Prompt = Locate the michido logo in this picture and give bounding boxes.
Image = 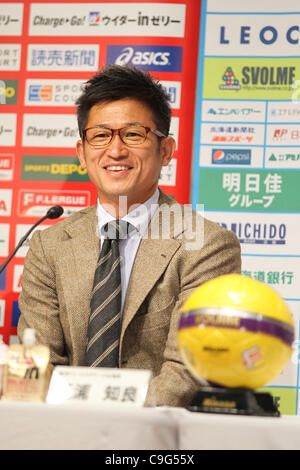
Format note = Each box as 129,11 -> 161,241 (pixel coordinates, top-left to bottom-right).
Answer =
106,45 -> 182,72
220,221 -> 286,245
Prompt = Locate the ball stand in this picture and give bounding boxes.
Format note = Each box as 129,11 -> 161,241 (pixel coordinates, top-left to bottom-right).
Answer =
187,387 -> 280,417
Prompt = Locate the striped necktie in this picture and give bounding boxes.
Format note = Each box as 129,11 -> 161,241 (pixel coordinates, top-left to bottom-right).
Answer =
85,220 -> 132,368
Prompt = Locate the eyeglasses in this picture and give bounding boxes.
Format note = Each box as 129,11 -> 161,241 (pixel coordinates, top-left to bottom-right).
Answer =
82,125 -> 167,148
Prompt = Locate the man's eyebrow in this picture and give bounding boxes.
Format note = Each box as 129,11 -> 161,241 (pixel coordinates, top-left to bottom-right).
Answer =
92,122 -> 143,128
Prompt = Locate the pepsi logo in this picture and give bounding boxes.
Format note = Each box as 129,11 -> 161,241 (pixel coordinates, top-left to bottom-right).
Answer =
213,150 -> 225,161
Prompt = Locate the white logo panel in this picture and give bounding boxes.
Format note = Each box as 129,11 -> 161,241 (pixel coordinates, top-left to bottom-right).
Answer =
202,100 -> 266,123
0,114 -> 17,146
29,3 -> 185,37
25,79 -> 85,106
27,44 -> 99,71
207,211 -> 300,256
0,45 -> 21,70
0,4 -> 23,36
0,189 -> 12,216
241,255 -> 300,300
0,224 -> 9,257
22,114 -> 79,148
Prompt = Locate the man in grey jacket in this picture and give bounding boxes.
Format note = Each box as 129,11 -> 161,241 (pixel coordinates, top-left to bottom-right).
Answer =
18,65 -> 241,406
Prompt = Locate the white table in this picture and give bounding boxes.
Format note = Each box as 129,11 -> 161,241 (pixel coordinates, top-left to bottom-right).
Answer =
1,402 -> 300,450
0,401 -> 177,450
172,408 -> 300,450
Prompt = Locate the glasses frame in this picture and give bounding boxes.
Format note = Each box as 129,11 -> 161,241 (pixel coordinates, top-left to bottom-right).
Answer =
82,125 -> 167,148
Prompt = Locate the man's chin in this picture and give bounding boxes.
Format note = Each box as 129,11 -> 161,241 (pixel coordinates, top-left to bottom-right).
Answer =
98,189 -> 132,207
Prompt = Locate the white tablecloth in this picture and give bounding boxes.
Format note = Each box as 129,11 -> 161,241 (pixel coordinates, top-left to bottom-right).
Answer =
1,402 -> 300,450
0,402 -> 177,450
172,408 -> 300,450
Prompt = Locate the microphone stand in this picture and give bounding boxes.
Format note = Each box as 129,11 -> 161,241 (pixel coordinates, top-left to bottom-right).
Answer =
0,206 -> 64,275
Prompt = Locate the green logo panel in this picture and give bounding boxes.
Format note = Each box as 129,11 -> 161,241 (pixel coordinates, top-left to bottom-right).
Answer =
259,387 -> 297,415
21,156 -> 89,182
198,168 -> 300,212
203,58 -> 300,101
0,79 -> 18,104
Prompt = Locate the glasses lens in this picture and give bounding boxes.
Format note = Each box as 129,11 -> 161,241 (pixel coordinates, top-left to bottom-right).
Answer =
120,126 -> 147,145
86,127 -> 112,147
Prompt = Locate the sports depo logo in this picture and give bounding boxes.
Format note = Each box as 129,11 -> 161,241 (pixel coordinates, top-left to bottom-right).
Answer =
106,45 -> 182,72
0,80 -> 18,105
212,148 -> 251,165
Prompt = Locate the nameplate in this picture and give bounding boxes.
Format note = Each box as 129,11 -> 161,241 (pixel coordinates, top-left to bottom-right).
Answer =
46,366 -> 152,407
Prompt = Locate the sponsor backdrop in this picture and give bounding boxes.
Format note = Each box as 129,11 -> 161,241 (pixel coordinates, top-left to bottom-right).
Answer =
0,1 -> 200,344
192,0 -> 300,414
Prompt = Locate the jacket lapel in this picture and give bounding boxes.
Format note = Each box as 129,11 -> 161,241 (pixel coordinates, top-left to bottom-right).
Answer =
121,192 -> 185,340
57,206 -> 99,360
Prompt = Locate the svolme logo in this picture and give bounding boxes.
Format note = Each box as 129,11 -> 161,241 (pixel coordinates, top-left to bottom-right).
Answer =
220,67 -> 241,90
212,148 -> 251,165
106,45 -> 183,72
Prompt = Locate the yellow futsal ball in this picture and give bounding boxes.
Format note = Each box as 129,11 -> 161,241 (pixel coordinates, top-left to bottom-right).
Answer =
177,274 -> 294,389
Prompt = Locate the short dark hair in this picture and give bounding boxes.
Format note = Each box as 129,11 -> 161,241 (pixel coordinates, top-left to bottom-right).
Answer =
76,65 -> 171,138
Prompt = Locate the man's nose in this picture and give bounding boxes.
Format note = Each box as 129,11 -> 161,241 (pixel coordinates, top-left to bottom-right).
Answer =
106,132 -> 128,157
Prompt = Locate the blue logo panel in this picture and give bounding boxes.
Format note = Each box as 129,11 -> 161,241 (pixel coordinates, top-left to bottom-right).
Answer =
106,45 -> 183,72
12,301 -> 21,327
0,269 -> 6,291
212,148 -> 251,165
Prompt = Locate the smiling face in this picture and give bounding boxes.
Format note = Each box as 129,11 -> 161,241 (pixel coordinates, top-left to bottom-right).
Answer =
76,98 -> 176,216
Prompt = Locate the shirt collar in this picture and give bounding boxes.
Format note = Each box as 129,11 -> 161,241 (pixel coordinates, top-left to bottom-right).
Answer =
97,188 -> 159,238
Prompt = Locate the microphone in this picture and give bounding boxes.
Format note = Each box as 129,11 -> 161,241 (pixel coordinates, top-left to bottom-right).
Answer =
45,205 -> 64,219
0,205 -> 64,275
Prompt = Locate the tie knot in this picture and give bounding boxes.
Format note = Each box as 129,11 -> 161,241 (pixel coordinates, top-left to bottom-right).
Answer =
103,220 -> 135,240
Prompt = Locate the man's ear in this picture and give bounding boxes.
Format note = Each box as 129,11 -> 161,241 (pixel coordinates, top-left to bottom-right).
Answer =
76,139 -> 87,169
160,136 -> 176,167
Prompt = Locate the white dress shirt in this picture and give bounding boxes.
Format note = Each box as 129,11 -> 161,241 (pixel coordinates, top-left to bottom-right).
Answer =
97,189 -> 159,316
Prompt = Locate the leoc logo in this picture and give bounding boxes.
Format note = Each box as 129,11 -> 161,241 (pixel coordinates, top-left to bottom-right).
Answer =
106,45 -> 182,72
212,148 -> 251,165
